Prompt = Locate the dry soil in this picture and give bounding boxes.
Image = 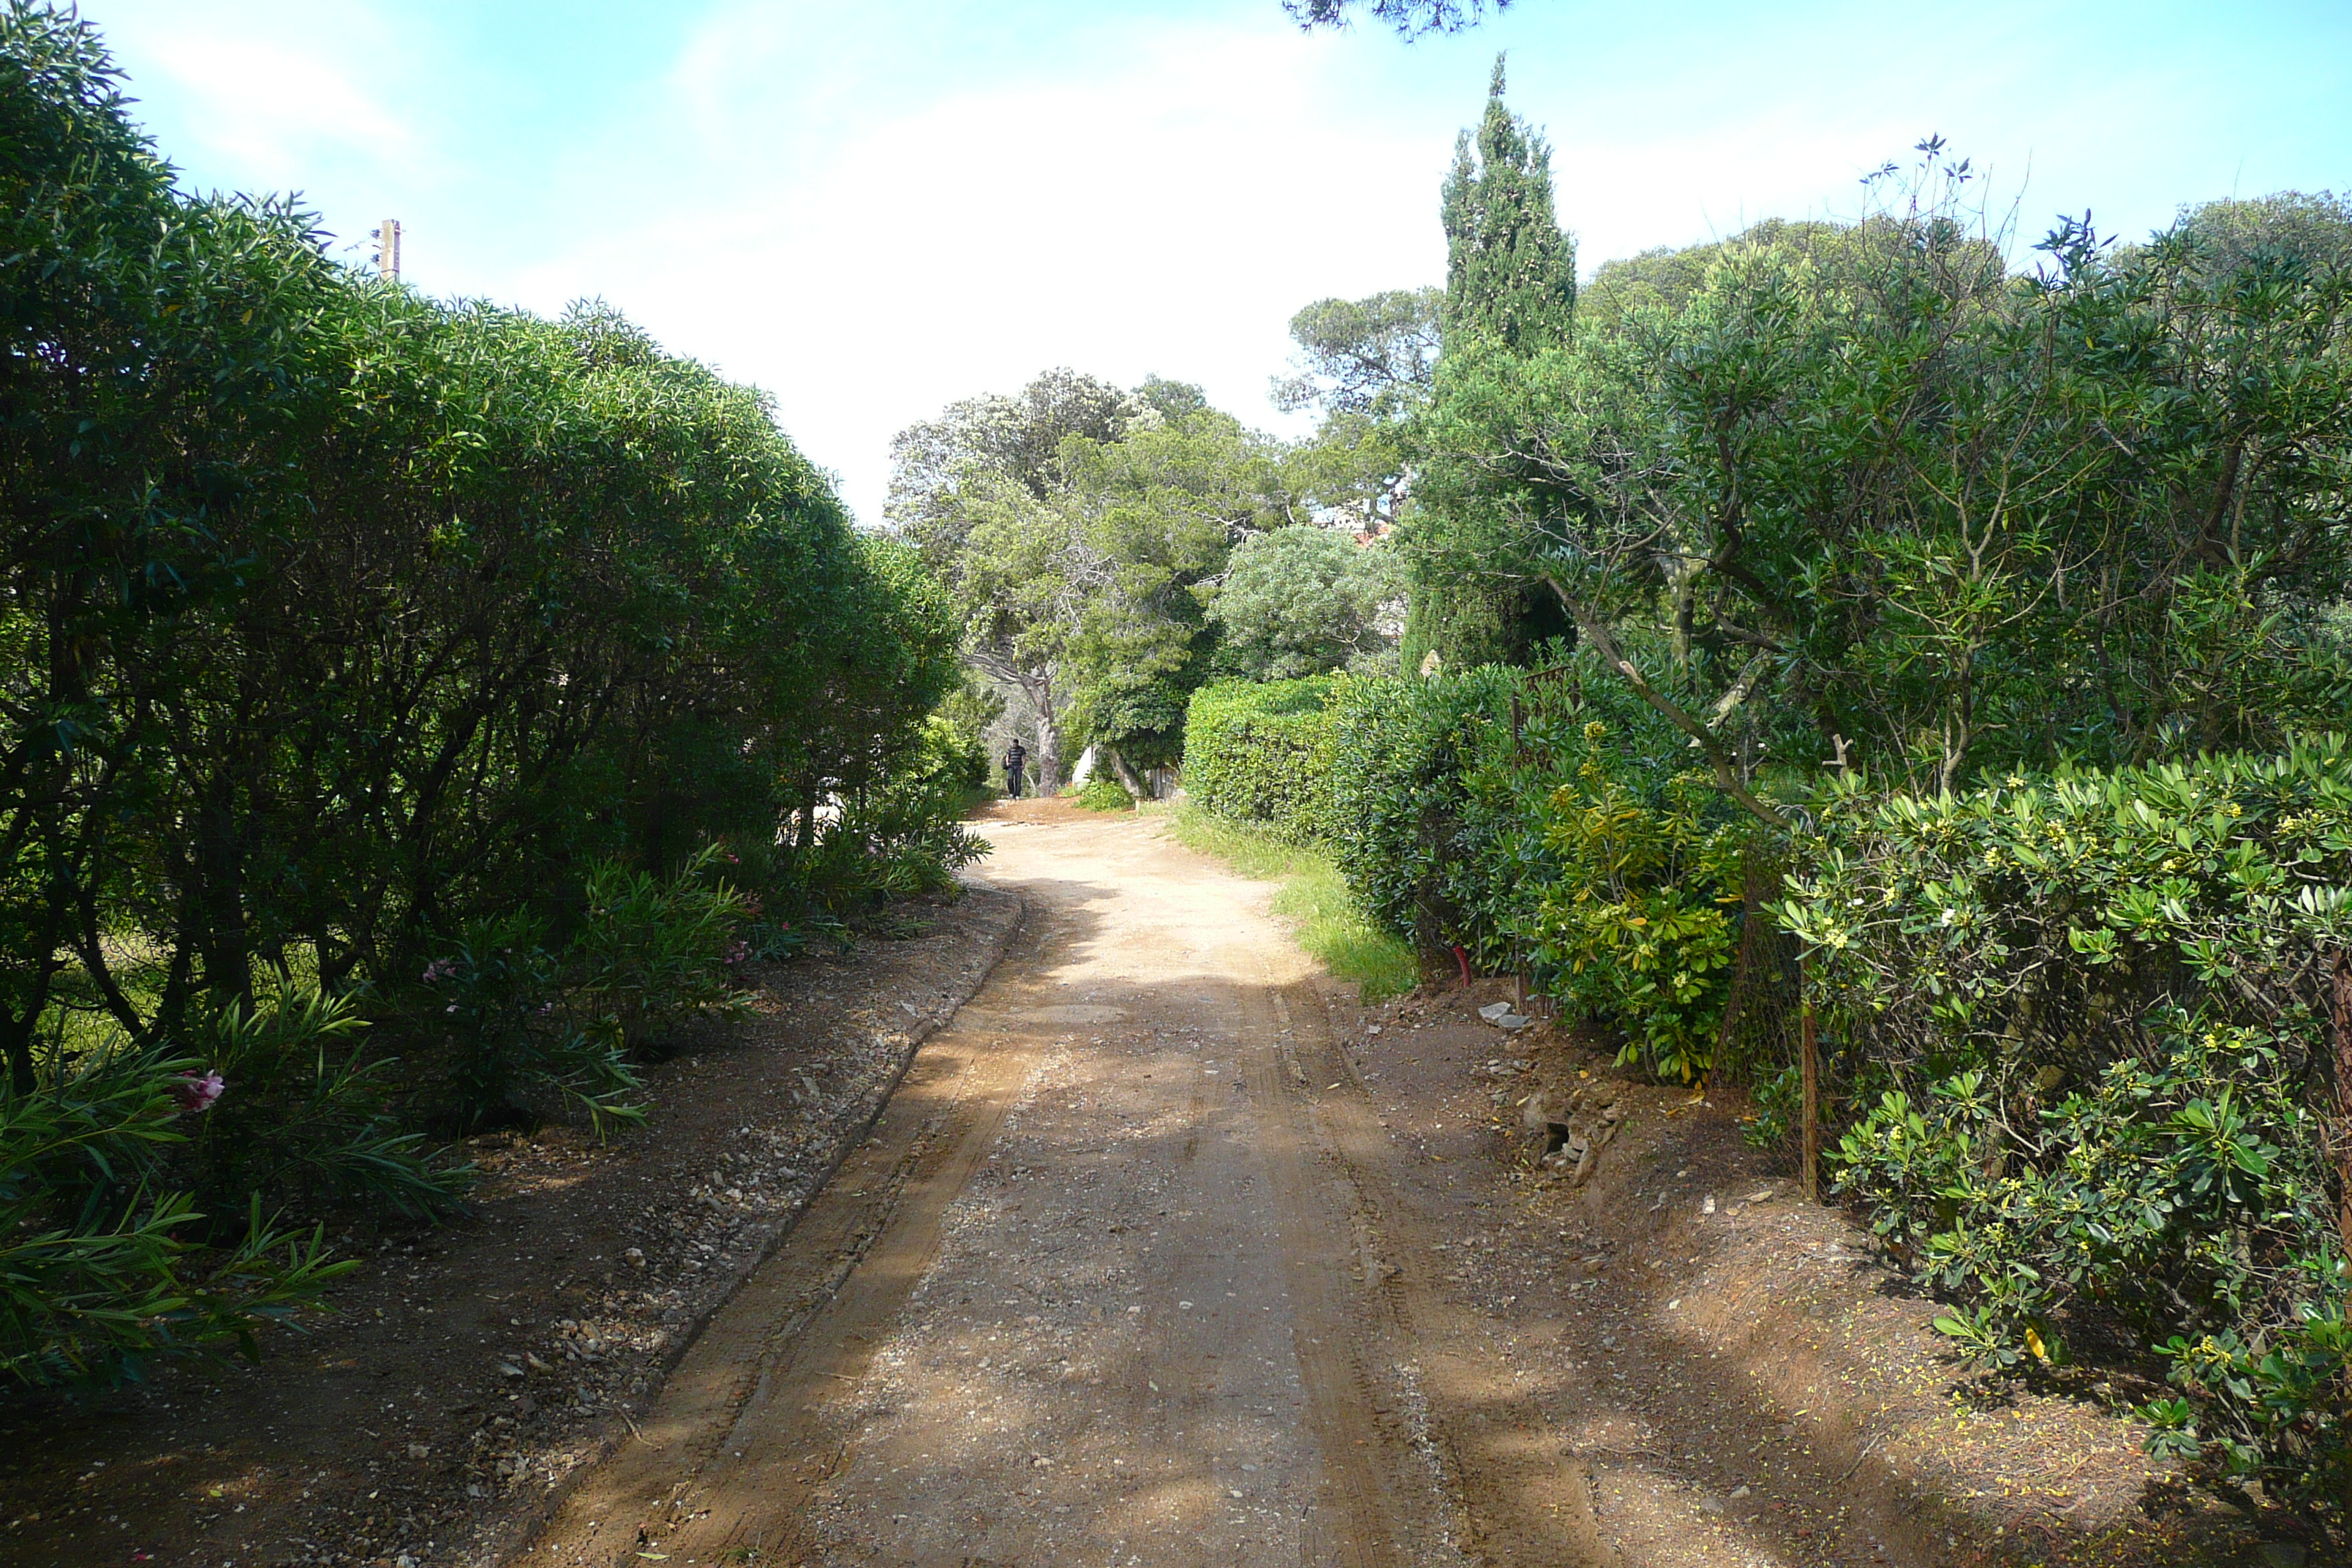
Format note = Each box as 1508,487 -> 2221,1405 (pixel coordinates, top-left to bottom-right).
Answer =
520,799 -> 2280,1568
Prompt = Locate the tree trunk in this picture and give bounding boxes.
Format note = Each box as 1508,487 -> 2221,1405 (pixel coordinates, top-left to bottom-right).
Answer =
1033,698 -> 1066,794
0,1008 -> 36,1098
1801,951 -> 1820,1205
2333,949 -> 2352,1262
1107,748 -> 1147,800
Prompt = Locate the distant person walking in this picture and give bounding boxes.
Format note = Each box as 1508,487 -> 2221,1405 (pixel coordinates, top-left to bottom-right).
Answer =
1002,739 -> 1028,799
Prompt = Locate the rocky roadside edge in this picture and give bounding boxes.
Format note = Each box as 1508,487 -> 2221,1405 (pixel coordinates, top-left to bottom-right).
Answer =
437,883 -> 1026,1568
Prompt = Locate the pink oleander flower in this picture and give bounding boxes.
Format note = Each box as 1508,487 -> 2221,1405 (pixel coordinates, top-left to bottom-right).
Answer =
170,1070 -> 225,1115
723,938 -> 751,966
421,958 -> 458,984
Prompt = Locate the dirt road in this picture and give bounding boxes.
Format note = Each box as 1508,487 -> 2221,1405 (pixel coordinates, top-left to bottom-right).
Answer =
524,800 -> 1598,1567
520,802 -> 2242,1568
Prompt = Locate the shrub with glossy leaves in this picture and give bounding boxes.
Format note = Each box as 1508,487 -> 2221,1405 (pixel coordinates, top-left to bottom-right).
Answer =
1781,740 -> 2352,1535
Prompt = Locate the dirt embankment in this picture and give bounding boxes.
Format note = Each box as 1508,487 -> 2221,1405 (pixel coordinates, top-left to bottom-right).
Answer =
1332,981 -> 2283,1567
0,884 -> 1019,1568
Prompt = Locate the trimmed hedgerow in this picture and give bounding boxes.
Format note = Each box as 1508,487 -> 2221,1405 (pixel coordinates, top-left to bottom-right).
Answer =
1181,679 -> 1340,843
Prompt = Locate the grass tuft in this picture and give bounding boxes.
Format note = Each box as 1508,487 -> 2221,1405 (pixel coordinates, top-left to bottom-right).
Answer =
1160,805 -> 1417,1003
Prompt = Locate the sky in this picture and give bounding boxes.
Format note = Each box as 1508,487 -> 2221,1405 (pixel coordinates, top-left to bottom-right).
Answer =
77,0 -> 2352,525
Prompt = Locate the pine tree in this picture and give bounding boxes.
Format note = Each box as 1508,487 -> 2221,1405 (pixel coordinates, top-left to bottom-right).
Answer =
1439,57 -> 1575,355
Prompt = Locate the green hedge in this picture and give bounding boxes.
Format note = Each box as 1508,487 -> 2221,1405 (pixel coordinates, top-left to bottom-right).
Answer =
1780,743 -> 2352,1525
1181,679 -> 1338,843
1186,660 -> 1752,1079
1187,665 -> 2352,1526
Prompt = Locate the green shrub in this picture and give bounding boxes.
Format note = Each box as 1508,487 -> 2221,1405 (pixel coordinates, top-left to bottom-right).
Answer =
181,979 -> 467,1221
1182,678 -> 1337,843
419,911 -> 644,1137
0,1 -> 976,1396
787,728 -> 990,917
1320,668 -> 1504,955
0,1052 -> 354,1388
1186,658 -> 1760,1077
1516,718 -> 1752,1082
568,848 -> 755,1051
1780,740 -> 2352,1534
1072,777 -> 1134,812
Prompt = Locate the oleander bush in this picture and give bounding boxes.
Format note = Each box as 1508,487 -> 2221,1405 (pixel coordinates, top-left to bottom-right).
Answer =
0,2 -> 968,1384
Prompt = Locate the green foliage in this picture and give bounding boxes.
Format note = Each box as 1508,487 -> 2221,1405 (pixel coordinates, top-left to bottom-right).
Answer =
181,981 -> 466,1221
418,912 -> 644,1138
1319,666 -> 1515,956
1272,290 -> 1441,422
1056,407 -> 1297,767
0,1053 -> 355,1388
1186,657 -> 1752,1075
1782,742 -> 2352,1533
1071,777 -> 1135,813
1400,63 -> 1580,674
1209,527 -> 1403,681
1521,720 -> 1752,1081
0,1 -> 970,1388
1438,59 -> 1576,353
933,683 -> 1003,794
1414,141 -> 2352,802
567,848 -> 755,1052
1180,679 -> 1338,844
888,368 -> 1145,788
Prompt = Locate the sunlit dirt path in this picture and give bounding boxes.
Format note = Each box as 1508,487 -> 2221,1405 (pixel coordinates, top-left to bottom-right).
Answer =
519,799 -> 1603,1568
508,794 -> 2268,1568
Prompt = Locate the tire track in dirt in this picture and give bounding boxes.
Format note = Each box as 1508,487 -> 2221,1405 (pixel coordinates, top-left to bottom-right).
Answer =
1266,976 -> 1616,1568
519,802 -> 1460,1568
522,904 -> 1068,1564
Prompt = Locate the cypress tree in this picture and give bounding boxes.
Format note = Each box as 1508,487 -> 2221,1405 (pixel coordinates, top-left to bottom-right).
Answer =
1439,56 -> 1575,354
1404,56 -> 1577,671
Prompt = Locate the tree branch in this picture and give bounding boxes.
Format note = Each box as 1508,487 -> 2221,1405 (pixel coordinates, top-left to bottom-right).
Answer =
1540,575 -> 1792,829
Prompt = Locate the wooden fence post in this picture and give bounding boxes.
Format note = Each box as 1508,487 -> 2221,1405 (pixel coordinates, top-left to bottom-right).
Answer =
1801,950 -> 1820,1205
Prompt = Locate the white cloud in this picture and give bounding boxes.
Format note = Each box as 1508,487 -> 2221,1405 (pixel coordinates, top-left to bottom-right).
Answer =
504,18 -> 1445,522
97,1 -> 424,195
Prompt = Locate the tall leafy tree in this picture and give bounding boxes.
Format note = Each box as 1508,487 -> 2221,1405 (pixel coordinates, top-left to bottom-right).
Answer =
1208,526 -> 1404,680
1057,404 -> 1301,768
1414,143 -> 2352,815
887,369 -> 1138,788
1275,289 -> 1439,540
889,377 -> 1308,783
1439,59 -> 1576,353
1273,289 -> 1441,421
